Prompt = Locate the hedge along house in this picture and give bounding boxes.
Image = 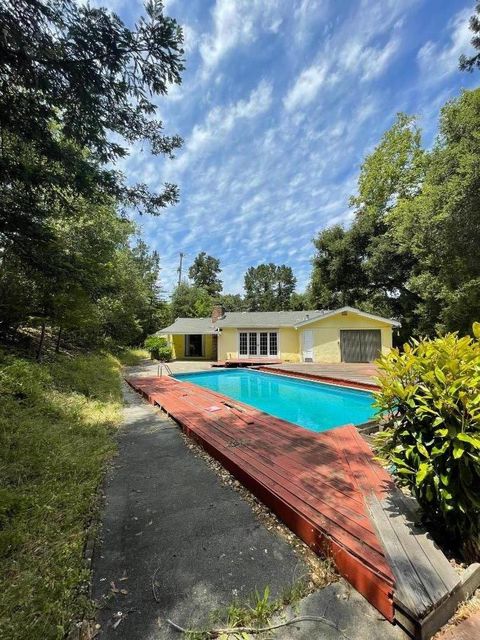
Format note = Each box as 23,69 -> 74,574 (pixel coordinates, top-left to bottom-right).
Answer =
156,305 -> 401,363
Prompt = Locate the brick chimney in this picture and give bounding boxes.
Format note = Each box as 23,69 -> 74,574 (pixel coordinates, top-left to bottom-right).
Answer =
211,304 -> 225,324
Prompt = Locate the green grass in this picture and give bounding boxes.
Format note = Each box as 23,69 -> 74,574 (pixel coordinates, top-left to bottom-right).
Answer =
112,347 -> 149,367
0,350 -> 127,639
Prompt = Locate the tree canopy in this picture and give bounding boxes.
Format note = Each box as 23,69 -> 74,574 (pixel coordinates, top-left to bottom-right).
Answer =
459,1 -> 480,71
0,0 -> 183,265
244,263 -> 297,311
188,252 -> 223,297
309,90 -> 480,339
169,283 -> 213,321
0,0 -> 183,355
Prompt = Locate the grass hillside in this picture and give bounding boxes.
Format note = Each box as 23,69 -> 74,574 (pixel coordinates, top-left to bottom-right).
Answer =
0,350 -> 144,639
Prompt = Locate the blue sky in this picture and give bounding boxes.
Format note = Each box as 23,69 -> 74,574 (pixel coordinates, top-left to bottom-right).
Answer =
110,0 -> 477,296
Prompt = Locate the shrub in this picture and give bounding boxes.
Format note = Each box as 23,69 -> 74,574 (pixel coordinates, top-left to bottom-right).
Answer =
374,326 -> 480,561
144,335 -> 173,361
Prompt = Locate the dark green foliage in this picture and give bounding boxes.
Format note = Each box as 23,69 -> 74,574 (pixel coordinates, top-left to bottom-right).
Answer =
170,283 -> 213,320
215,293 -> 248,312
310,92 -> 480,338
0,0 -> 183,350
1,200 -> 165,352
244,263 -> 297,311
391,90 -> 480,336
459,2 -> 480,71
144,335 -> 172,361
374,327 -> 480,561
0,0 -> 184,258
188,252 -> 223,297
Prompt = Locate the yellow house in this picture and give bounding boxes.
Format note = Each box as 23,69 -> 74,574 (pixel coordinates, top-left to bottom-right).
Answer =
157,305 -> 400,363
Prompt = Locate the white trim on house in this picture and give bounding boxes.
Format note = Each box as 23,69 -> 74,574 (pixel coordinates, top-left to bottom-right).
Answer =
294,306 -> 401,328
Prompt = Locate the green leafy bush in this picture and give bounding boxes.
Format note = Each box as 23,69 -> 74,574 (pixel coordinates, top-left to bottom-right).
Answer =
374,326 -> 480,561
144,335 -> 173,361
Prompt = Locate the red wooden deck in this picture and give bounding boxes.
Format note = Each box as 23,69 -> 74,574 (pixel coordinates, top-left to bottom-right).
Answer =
257,365 -> 380,391
126,375 -> 396,621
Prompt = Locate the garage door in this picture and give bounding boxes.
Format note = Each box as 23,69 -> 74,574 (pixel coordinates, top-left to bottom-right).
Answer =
340,330 -> 381,363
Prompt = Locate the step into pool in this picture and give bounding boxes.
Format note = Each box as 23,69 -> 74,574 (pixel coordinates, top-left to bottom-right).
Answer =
174,369 -> 376,432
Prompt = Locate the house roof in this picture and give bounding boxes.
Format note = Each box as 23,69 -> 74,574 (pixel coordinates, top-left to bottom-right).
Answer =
214,310 -> 324,328
295,306 -> 401,328
156,306 -> 401,335
156,317 -> 217,335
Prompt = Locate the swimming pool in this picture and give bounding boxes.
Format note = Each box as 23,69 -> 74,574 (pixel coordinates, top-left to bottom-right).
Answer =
174,369 -> 376,432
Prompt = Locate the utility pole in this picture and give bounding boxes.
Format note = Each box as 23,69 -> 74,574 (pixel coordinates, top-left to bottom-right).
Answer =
177,252 -> 184,286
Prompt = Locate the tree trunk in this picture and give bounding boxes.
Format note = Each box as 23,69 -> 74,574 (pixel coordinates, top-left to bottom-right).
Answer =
36,322 -> 46,362
55,326 -> 62,353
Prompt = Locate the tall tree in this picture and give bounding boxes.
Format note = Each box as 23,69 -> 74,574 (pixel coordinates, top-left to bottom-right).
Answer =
0,0 -> 184,268
310,113 -> 426,339
170,283 -> 213,321
390,89 -> 480,335
459,2 -> 480,71
188,252 -> 223,296
244,263 -> 296,311
216,293 -> 248,311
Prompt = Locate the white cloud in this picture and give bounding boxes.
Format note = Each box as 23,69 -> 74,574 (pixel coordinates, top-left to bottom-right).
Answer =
417,8 -> 473,81
174,79 -> 273,171
120,0 -> 475,298
199,0 -> 283,76
283,62 -> 329,112
283,0 -> 407,114
360,38 -> 400,81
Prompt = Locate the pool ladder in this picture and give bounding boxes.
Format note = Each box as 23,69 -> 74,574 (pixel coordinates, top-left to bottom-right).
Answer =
157,362 -> 173,377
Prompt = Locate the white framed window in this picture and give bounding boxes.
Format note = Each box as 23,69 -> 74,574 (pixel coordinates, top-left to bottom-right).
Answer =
238,330 -> 278,357
259,332 -> 268,355
239,332 -> 248,355
269,332 -> 278,356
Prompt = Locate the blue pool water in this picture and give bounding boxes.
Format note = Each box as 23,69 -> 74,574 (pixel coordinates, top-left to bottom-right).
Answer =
174,369 -> 376,432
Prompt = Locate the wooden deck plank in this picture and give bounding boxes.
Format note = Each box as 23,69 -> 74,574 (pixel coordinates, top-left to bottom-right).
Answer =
367,492 -> 434,618
387,492 -> 460,597
163,385 -> 381,519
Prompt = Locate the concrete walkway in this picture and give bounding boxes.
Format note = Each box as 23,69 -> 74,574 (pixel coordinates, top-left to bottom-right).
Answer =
92,384 -> 309,639
127,358 -> 215,378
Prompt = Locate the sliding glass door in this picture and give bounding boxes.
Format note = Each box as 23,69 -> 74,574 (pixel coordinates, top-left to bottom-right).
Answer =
238,331 -> 278,357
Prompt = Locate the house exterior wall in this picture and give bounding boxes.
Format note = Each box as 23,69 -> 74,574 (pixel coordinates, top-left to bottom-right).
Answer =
217,327 -> 301,362
279,327 -> 301,362
166,334 -> 215,360
300,312 -> 393,363
218,328 -> 240,361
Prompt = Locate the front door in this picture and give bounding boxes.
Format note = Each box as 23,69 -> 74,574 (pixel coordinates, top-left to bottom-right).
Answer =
302,330 -> 314,362
185,334 -> 203,357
